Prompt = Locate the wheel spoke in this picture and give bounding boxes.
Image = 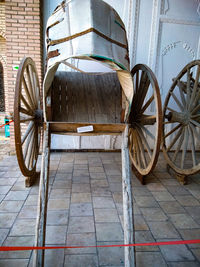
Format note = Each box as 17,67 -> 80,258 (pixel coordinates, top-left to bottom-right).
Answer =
177,80 -> 186,107
22,76 -> 35,110
190,123 -> 200,143
140,94 -> 154,114
21,94 -> 35,113
189,65 -> 200,110
137,126 -> 152,158
26,126 -> 35,169
164,123 -> 181,139
135,129 -> 147,168
188,125 -> 196,167
191,103 -> 200,115
172,129 -> 185,162
166,126 -> 183,152
20,107 -> 34,116
140,115 -> 156,125
140,124 -> 155,140
181,127 -> 189,169
190,119 -> 200,128
23,127 -> 34,161
170,91 -> 184,111
21,121 -> 34,145
186,68 -> 191,108
26,66 -> 37,108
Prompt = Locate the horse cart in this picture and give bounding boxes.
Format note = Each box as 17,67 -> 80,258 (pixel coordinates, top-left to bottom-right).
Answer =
13,0 -> 164,266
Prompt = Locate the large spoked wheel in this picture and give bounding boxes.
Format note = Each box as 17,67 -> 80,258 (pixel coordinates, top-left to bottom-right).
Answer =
162,60 -> 200,176
14,57 -> 43,178
128,64 -> 162,179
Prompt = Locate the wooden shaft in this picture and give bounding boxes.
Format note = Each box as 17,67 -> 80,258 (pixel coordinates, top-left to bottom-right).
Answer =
121,125 -> 135,267
33,123 -> 50,267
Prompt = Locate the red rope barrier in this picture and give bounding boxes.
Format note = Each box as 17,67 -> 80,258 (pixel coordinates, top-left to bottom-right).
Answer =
0,120 -> 14,129
0,239 -> 200,251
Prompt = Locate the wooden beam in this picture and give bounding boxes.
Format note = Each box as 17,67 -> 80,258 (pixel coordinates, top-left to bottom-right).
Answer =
121,125 -> 135,267
49,122 -> 126,135
33,123 -> 50,267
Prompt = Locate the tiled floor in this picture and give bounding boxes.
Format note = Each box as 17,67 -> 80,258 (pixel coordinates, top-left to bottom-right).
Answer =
0,152 -> 200,267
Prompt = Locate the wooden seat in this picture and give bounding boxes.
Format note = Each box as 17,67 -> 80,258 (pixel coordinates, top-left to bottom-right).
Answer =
51,71 -> 122,123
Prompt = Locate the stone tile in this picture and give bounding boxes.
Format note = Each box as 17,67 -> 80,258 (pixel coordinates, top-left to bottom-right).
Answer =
175,195 -> 200,207
94,209 -> 119,222
189,190 -> 200,201
93,197 -> 115,208
107,175 -> 121,183
49,188 -> 70,199
0,229 -> 9,245
134,215 -> 149,231
24,194 -> 38,206
72,176 -> 90,183
74,164 -> 88,170
135,231 -> 159,251
0,200 -> 24,213
0,178 -> 17,186
64,254 -> 98,267
0,194 -> 4,202
151,191 -> 175,201
92,187 -> 112,197
52,180 -> 71,189
46,225 -> 67,244
0,259 -> 29,267
96,223 -> 123,241
0,186 -> 11,195
91,179 -> 109,188
159,239 -> 195,261
70,203 -> 93,216
147,221 -> 180,239
89,166 -> 104,173
47,210 -> 69,225
166,186 -> 190,196
10,219 -> 35,236
0,213 -> 17,228
136,252 -> 167,267
45,247 -> 64,267
185,206 -> 200,222
55,173 -> 72,180
11,182 -> 30,191
68,216 -> 95,233
48,198 -> 70,210
160,179 -> 180,186
132,187 -> 153,196
146,183 -> 167,191
109,182 -> 122,192
112,192 -> 122,203
140,208 -> 168,221
18,205 -> 37,219
3,171 -> 21,178
159,201 -> 186,214
73,170 -> 89,176
90,173 -> 106,179
191,249 -> 200,261
97,241 -> 124,266
167,262 -> 200,267
71,193 -> 91,203
179,229 -> 200,248
134,196 -> 159,208
65,233 -> 96,254
72,183 -> 90,193
169,214 -> 199,229
5,190 -> 29,201
0,236 -> 34,259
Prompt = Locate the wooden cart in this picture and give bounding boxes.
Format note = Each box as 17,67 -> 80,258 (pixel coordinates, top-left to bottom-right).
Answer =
162,60 -> 200,184
13,0 -> 162,266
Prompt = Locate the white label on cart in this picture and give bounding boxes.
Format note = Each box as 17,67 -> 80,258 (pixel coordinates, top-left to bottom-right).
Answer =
77,125 -> 94,133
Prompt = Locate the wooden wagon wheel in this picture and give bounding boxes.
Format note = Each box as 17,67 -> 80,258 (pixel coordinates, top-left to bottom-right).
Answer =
162,60 -> 200,177
14,57 -> 43,180
128,64 -> 162,182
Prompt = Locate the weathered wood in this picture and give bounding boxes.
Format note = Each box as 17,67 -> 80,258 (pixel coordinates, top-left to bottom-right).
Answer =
51,72 -> 121,124
49,122 -> 126,134
121,125 -> 135,267
33,123 -> 50,267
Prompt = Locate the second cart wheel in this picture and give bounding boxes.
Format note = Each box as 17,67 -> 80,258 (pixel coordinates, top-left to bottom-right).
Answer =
128,64 -> 162,180
14,57 -> 43,178
162,60 -> 200,176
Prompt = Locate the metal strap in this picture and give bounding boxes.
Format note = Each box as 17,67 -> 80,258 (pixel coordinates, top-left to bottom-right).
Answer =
47,28 -> 128,49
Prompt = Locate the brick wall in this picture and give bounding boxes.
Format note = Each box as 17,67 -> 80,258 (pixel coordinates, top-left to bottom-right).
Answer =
5,0 -> 43,150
